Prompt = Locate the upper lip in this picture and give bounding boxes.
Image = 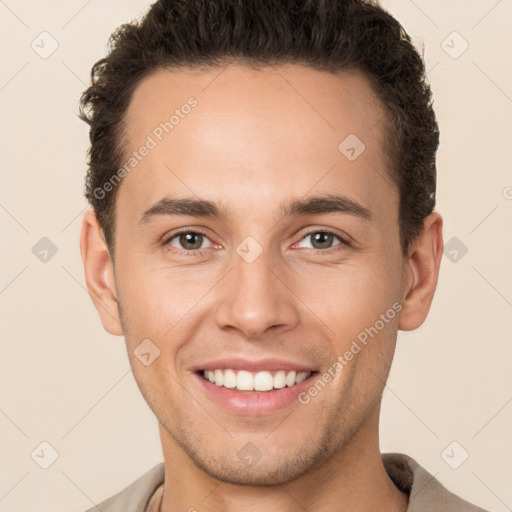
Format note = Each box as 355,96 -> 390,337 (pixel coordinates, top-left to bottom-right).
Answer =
191,358 -> 317,373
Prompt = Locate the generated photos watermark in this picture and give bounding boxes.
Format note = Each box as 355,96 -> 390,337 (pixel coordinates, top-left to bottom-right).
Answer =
93,97 -> 198,200
298,301 -> 403,405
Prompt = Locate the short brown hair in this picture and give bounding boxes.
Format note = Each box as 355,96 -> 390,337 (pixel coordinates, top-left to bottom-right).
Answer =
79,0 -> 439,258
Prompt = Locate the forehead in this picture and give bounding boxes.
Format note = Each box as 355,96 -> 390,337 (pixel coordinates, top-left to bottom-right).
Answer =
124,63 -> 387,147
119,63 -> 395,221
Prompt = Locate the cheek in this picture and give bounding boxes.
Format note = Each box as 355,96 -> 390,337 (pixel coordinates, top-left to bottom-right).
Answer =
115,256 -> 208,336
291,257 -> 402,336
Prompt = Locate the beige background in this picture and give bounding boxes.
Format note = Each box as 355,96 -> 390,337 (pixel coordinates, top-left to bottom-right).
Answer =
0,1 -> 511,511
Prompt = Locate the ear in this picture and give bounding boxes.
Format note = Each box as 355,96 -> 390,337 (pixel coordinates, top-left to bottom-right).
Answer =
80,208 -> 123,336
398,211 -> 443,331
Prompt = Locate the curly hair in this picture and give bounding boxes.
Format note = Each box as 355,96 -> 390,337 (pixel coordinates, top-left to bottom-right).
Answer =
79,0 -> 439,258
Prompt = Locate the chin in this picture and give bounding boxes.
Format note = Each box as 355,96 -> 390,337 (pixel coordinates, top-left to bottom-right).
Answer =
190,453 -> 315,486
176,431 -> 335,487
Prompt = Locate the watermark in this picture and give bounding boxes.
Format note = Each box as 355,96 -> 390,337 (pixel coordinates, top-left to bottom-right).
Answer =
443,236 -> 468,263
298,301 -> 402,405
237,442 -> 263,467
134,338 -> 161,366
441,441 -> 469,469
441,31 -> 469,59
338,133 -> 366,161
31,441 -> 59,469
93,97 -> 198,200
31,31 -> 59,59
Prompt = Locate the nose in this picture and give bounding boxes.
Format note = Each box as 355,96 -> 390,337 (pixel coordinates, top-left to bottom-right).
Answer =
213,245 -> 300,339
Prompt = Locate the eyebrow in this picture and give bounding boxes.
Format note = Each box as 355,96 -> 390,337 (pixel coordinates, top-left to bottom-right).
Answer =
139,193 -> 372,224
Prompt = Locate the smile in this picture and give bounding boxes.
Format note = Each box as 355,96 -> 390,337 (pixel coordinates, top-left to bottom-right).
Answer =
193,367 -> 321,415
201,369 -> 311,392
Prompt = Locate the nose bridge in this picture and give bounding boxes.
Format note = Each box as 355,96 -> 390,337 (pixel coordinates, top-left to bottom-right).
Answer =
213,237 -> 299,338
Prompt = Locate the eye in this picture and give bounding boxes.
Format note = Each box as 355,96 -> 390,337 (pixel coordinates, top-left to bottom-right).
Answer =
295,230 -> 349,252
162,228 -> 349,257
164,230 -> 213,253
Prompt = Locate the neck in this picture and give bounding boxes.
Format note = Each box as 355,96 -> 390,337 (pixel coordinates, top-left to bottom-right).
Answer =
155,406 -> 408,512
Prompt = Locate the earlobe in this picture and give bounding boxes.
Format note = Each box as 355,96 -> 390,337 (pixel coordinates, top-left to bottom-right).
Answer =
80,208 -> 124,336
398,211 -> 443,331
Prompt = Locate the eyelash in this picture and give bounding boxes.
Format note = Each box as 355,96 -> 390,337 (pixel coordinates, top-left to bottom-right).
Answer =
163,228 -> 350,257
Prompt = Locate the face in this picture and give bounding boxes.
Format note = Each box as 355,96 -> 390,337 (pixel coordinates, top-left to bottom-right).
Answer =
83,64 -> 437,486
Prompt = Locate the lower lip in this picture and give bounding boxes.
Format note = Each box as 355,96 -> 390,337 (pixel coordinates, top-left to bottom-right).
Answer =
194,372 -> 319,416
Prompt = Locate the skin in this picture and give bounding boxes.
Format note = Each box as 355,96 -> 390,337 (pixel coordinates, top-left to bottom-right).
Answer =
80,64 -> 443,512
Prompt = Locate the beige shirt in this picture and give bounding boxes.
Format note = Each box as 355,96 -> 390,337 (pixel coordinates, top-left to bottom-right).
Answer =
83,452 -> 491,511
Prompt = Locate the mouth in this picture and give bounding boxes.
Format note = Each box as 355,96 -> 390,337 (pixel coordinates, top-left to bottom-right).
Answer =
197,368 -> 316,392
190,357 -> 321,415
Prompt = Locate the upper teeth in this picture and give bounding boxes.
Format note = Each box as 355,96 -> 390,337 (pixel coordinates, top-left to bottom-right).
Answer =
203,369 -> 310,391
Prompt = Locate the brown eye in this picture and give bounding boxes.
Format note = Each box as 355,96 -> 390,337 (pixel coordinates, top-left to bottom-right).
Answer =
298,231 -> 346,251
310,232 -> 336,249
166,231 -> 210,251
180,232 -> 203,250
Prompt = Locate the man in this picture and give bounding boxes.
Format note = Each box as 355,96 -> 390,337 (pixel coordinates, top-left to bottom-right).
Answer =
79,0 -> 489,510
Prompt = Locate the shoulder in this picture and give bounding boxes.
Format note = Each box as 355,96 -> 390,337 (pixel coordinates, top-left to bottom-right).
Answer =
81,462 -> 165,512
382,452 -> 493,512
